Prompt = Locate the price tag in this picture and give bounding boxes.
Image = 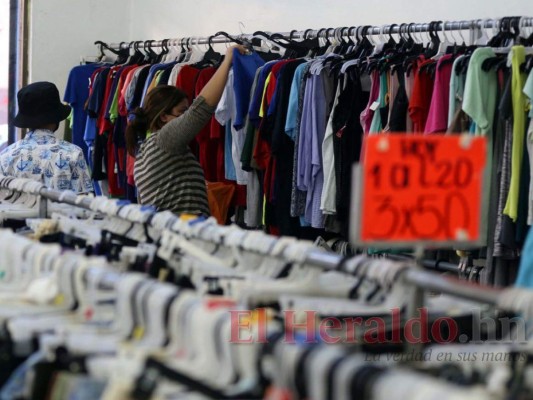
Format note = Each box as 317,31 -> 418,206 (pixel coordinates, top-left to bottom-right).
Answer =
350,134 -> 488,248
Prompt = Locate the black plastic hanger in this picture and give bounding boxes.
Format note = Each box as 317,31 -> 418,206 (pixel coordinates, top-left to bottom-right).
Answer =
213,31 -> 245,45
521,55 -> 533,73
155,39 -> 170,63
422,21 -> 441,58
192,35 -> 223,68
94,40 -> 129,64
124,41 -> 146,65
488,17 -> 516,47
144,40 -> 160,63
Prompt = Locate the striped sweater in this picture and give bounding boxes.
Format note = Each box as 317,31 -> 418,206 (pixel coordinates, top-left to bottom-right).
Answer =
134,96 -> 215,216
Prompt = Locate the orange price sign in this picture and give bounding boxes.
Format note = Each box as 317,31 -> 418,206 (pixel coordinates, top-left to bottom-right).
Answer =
350,134 -> 488,248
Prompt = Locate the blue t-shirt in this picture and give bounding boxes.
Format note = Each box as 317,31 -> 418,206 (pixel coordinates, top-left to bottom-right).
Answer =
64,64 -> 101,161
248,60 -> 277,127
139,63 -> 174,107
516,227 -> 533,288
232,50 -> 265,130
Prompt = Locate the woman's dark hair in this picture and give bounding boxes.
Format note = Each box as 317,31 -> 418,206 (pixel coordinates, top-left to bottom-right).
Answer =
125,85 -> 187,156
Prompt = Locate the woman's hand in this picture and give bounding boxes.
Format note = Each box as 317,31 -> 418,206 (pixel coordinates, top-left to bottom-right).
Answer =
199,44 -> 250,107
223,44 -> 249,64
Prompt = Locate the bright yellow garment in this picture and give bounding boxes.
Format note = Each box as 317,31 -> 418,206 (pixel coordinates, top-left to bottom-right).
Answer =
504,46 -> 528,221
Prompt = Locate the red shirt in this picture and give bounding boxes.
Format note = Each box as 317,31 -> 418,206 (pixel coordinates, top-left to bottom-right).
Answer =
176,65 -> 201,104
409,58 -> 436,132
118,65 -> 139,118
194,67 -> 220,182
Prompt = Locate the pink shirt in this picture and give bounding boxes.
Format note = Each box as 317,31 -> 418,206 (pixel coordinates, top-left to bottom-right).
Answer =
360,70 -> 380,134
425,54 -> 454,134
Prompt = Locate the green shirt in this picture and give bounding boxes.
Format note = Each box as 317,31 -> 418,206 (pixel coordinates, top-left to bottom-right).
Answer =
504,46 -> 528,222
462,48 -> 498,136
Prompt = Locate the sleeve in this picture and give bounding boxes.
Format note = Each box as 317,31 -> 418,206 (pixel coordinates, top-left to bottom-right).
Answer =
215,77 -> 231,125
64,67 -> 78,105
155,96 -> 216,155
73,150 -> 94,193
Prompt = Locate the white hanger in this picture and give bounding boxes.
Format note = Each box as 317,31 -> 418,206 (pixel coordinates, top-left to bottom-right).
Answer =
163,291 -> 199,357
455,23 -> 468,46
110,272 -> 148,339
371,25 -> 387,55
432,21 -> 454,59
137,282 -> 180,348
474,19 -> 491,46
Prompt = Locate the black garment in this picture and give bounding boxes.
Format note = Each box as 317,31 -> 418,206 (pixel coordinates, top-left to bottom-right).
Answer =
86,68 -> 111,119
270,60 -> 306,236
0,327 -> 29,389
30,349 -> 89,400
483,68 -> 507,285
112,115 -> 128,190
516,117 -> 531,246
498,72 -> 520,255
130,67 -> 151,112
332,70 -> 369,236
91,131 -> 108,181
157,65 -> 175,87
389,66 -> 409,132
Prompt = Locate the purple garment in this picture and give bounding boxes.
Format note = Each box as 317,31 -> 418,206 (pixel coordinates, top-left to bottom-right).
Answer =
305,71 -> 327,228
297,71 -> 315,193
360,70 -> 380,133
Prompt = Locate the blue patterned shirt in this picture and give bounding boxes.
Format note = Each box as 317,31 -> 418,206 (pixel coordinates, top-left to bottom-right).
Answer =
0,130 -> 94,193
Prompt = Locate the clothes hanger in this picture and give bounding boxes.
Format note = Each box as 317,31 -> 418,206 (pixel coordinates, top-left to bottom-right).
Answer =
94,41 -> 117,63
192,34 -> 223,68
423,21 -> 442,59
143,40 -> 159,63
252,31 -> 289,57
432,21 -> 454,59
155,39 -> 170,63
472,19 -> 491,46
488,17 -> 514,48
370,25 -> 387,56
136,282 -> 179,348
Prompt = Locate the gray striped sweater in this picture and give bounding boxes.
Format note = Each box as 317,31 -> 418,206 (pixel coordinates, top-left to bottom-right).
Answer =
134,96 -> 215,216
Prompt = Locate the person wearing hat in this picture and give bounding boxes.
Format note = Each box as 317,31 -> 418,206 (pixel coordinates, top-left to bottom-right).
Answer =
0,81 -> 93,193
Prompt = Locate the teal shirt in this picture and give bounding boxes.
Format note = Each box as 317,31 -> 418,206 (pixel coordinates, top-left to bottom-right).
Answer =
448,55 -> 467,127
369,71 -> 388,133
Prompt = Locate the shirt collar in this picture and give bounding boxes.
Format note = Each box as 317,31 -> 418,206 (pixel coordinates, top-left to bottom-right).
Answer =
27,129 -> 57,139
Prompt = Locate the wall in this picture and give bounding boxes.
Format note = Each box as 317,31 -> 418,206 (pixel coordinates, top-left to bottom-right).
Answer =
29,0 -> 131,99
27,0 -> 532,94
129,0 -> 533,40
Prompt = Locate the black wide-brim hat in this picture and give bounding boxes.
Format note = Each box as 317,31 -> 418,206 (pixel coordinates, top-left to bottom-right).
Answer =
13,81 -> 71,128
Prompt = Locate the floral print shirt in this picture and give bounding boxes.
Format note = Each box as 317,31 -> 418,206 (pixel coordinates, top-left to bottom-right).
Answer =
0,130 -> 93,193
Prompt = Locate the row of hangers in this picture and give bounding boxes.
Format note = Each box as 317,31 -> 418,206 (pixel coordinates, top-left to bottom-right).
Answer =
2,209 -> 533,399
0,224 -> 522,399
92,16 -> 533,75
3,178 -> 533,397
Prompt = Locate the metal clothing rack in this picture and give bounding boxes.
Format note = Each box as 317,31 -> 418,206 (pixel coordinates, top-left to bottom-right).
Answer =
102,16 -> 533,51
0,182 -> 499,308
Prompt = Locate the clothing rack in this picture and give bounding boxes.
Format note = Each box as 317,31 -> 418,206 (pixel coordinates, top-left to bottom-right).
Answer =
0,178 -> 503,309
103,16 -> 533,51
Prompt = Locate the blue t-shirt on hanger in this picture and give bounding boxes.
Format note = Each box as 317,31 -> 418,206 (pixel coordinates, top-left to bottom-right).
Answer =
64,63 -> 102,161
231,50 -> 265,130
